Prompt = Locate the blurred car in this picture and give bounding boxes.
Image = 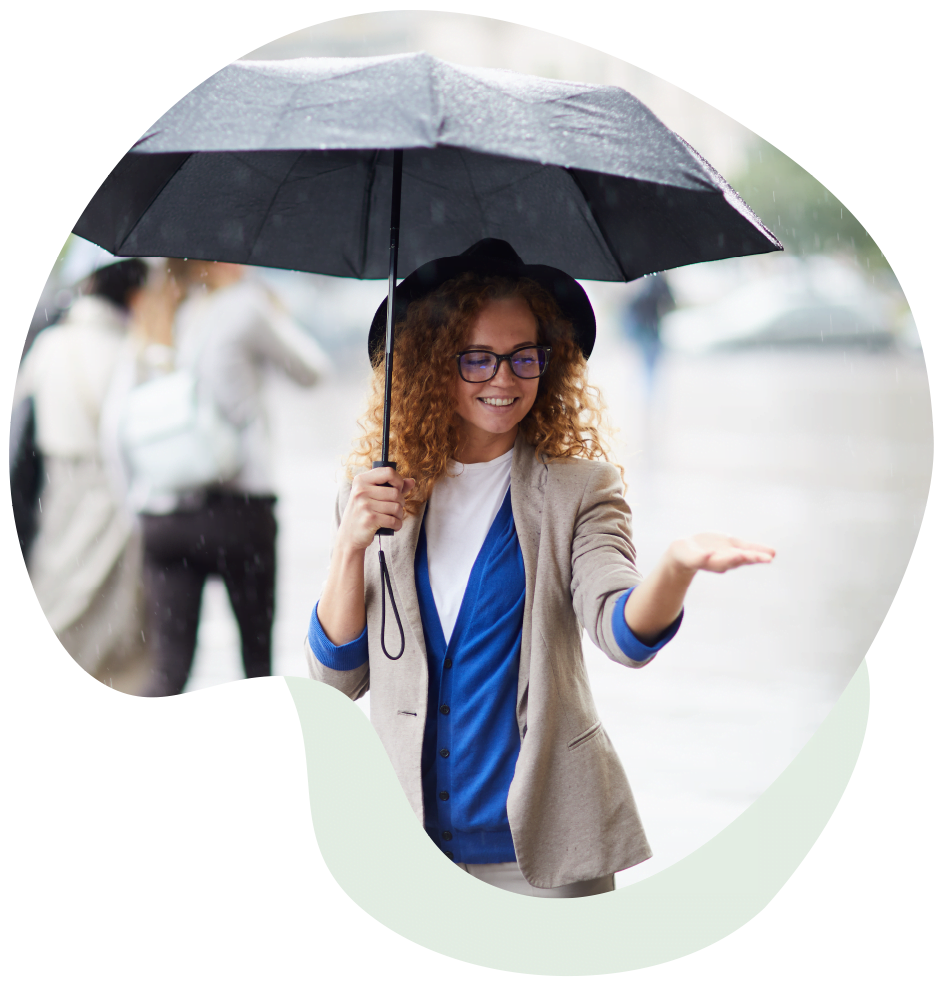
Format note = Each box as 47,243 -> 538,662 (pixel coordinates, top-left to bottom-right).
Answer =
661,255 -> 902,352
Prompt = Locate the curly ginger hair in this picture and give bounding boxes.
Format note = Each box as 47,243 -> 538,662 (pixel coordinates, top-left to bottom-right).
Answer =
347,273 -> 617,513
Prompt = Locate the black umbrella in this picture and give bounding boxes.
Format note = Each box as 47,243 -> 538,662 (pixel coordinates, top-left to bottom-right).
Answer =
74,53 -> 781,657
75,53 -> 780,459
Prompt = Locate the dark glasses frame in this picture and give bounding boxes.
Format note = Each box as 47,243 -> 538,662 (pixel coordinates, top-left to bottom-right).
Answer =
455,345 -> 553,383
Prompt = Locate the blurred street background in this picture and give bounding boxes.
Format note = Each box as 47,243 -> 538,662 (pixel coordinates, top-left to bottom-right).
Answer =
20,12 -> 931,885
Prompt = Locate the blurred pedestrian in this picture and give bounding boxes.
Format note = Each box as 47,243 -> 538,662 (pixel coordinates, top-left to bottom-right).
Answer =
136,261 -> 332,696
621,272 -> 674,395
101,258 -> 188,495
14,243 -> 153,691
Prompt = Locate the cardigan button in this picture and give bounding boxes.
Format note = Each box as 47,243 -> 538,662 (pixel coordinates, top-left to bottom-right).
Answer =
444,657 -> 453,669
442,830 -> 453,841
439,748 -> 449,758
445,850 -> 454,860
439,704 -> 450,715
439,790 -> 449,801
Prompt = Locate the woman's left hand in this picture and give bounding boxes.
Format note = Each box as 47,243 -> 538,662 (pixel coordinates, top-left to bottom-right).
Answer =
667,533 -> 776,575
624,534 -> 775,644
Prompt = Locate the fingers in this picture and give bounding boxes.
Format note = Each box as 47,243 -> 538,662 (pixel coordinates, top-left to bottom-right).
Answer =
667,533 -> 776,577
693,533 -> 775,559
341,469 -> 417,548
703,548 -> 774,573
723,536 -> 776,557
353,479 -> 406,521
360,466 -> 417,495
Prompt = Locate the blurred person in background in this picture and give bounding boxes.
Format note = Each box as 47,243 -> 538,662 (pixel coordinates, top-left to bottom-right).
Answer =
621,271 -> 674,395
14,245 -> 164,692
99,257 -> 187,504
136,260 -> 332,696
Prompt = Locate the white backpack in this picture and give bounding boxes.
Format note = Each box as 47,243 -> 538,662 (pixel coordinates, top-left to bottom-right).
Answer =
119,342 -> 242,494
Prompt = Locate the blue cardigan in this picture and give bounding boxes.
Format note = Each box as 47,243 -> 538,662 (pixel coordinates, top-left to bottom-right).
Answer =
308,490 -> 681,864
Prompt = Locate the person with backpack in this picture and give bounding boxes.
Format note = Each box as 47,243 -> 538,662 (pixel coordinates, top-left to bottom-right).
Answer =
134,260 -> 332,696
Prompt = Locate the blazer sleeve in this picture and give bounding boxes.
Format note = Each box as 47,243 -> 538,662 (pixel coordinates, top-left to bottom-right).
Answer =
304,477 -> 371,701
569,461 -> 655,669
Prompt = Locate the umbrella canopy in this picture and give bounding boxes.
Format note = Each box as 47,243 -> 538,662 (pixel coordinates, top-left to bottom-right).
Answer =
75,52 -> 780,281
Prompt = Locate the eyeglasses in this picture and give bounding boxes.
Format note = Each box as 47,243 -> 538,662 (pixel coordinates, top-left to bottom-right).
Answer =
455,345 -> 552,383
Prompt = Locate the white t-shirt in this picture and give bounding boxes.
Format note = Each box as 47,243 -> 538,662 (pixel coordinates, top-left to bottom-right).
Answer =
425,447 -> 514,644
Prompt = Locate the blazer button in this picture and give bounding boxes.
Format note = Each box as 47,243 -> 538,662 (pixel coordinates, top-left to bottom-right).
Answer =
442,830 -> 453,841
439,790 -> 449,801
445,850 -> 454,861
439,704 -> 450,715
439,748 -> 449,758
444,657 -> 453,669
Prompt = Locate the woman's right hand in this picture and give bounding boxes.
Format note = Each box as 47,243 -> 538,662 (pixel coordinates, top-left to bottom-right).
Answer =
317,468 -> 416,646
336,467 -> 417,552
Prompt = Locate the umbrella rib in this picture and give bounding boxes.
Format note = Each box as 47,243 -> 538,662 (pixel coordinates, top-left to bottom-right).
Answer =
359,150 -> 381,278
245,150 -> 308,265
456,151 -> 489,230
451,154 -> 548,197
438,151 -> 624,278
115,152 -> 193,255
565,168 -> 628,279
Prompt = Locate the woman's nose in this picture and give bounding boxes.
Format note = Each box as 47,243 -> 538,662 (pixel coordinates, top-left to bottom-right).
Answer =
495,358 -> 518,384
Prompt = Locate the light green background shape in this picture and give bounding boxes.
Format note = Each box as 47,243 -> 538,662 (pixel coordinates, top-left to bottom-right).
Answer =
285,659 -> 868,975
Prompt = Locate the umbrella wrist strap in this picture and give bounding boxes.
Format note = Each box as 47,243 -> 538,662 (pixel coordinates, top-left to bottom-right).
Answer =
378,538 -> 405,660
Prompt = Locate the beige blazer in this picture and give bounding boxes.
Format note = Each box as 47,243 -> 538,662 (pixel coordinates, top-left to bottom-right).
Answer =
306,433 -> 654,888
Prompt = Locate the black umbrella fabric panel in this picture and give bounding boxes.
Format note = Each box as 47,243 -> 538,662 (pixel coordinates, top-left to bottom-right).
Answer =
571,170 -> 779,277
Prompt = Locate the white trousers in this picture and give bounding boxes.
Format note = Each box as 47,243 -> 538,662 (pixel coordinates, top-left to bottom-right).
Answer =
458,861 -> 615,898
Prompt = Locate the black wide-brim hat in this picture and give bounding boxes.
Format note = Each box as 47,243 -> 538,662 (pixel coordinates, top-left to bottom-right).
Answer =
368,238 -> 596,364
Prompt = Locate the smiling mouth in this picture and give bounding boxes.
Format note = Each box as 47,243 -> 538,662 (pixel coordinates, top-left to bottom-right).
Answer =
479,397 -> 517,407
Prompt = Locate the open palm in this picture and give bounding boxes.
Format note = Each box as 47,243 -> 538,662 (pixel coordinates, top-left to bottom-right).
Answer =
669,533 -> 776,574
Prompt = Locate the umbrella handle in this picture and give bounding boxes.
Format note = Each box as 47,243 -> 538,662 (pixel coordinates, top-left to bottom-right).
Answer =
372,459 -> 397,537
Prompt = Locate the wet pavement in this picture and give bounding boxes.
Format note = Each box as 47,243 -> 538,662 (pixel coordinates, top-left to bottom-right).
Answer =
183,334 -> 932,885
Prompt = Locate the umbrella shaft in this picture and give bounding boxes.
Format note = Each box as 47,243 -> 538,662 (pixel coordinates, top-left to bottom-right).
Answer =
381,149 -> 403,464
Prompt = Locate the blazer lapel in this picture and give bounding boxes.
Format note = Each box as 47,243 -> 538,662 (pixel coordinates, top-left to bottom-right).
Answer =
511,434 -> 546,726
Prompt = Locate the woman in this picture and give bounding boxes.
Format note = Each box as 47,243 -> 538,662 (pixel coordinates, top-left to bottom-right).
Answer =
16,248 -> 154,692
307,239 -> 774,897
137,260 -> 332,696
